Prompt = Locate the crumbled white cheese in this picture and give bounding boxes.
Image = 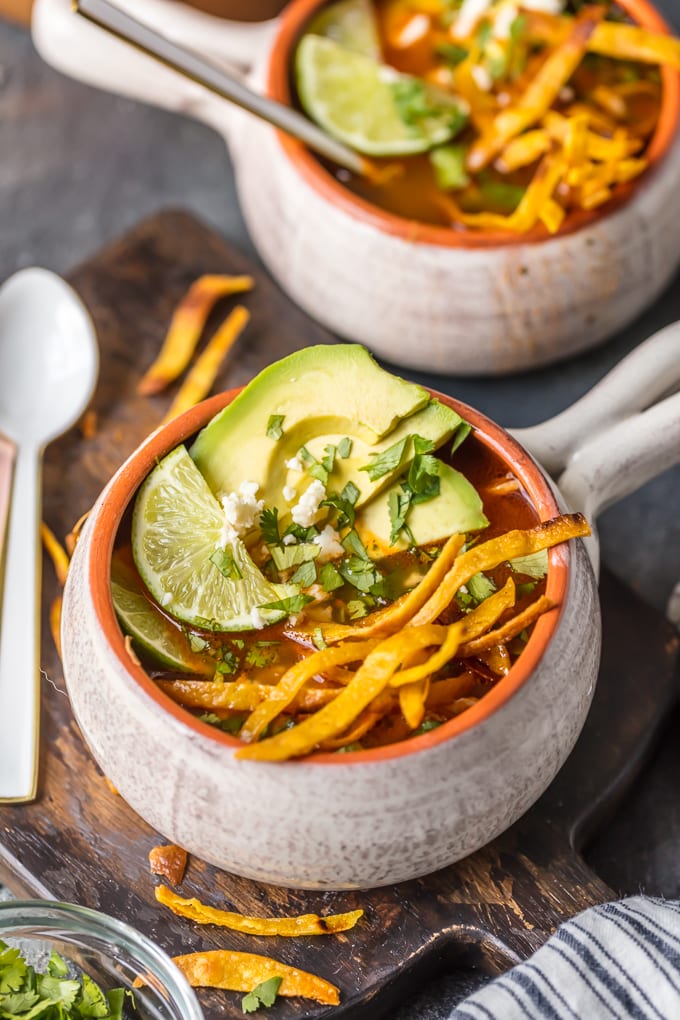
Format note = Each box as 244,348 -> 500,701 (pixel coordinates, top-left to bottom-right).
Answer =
285,456 -> 304,473
377,65 -> 402,84
161,592 -> 172,607
283,485 -> 297,503
291,480 -> 326,528
218,481 -> 264,547
493,3 -> 518,39
452,0 -> 492,40
250,606 -> 267,630
471,64 -> 493,92
520,0 -> 565,14
394,12 -> 430,49
313,524 -> 345,564
282,533 -> 297,546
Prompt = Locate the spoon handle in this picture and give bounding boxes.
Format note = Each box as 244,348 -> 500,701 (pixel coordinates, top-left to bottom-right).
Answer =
0,444 -> 41,802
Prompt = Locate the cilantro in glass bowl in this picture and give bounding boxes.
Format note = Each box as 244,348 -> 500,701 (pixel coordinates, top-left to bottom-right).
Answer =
0,900 -> 203,1020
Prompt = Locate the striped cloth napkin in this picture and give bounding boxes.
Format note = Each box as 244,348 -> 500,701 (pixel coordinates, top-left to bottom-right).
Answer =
451,897 -> 680,1019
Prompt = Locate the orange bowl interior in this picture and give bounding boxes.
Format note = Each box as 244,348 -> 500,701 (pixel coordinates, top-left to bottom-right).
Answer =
267,0 -> 680,249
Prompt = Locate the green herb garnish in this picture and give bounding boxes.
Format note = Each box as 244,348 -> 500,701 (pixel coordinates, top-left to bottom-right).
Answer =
430,145 -> 470,191
312,627 -> 327,651
290,559 -> 317,588
467,572 -> 497,604
266,414 -> 285,440
271,543 -> 319,571
359,436 -> 409,481
258,593 -> 313,615
341,529 -> 371,561
319,562 -> 344,593
435,41 -> 468,66
510,549 -> 548,579
209,548 -> 243,581
259,507 -> 281,546
322,481 -> 360,528
242,976 -> 283,1014
337,437 -> 353,459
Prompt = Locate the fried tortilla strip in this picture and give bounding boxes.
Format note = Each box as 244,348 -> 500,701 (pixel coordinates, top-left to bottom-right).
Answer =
238,594 -> 512,762
399,679 -> 429,729
496,130 -> 552,173
392,579 -> 516,688
427,671 -> 476,707
162,305 -> 250,424
156,885 -> 362,936
149,844 -> 188,886
65,509 -> 91,556
158,678 -> 339,714
319,707 -> 387,750
41,521 -> 70,586
138,274 -> 253,395
446,153 -> 566,233
50,595 -> 63,660
467,8 -> 604,171
321,533 -> 465,644
171,950 -> 340,1005
459,594 -> 555,656
239,640 -> 379,743
543,111 -> 642,162
588,21 -> 680,69
539,198 -> 566,234
411,513 -> 589,627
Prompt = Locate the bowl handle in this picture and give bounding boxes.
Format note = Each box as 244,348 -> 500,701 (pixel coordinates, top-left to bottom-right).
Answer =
514,321 -> 680,517
32,0 -> 276,133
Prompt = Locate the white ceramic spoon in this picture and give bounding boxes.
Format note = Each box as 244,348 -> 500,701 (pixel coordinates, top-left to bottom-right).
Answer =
0,269 -> 98,802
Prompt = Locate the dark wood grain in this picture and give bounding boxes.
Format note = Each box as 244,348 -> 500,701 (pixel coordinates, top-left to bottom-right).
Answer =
0,211 -> 677,1020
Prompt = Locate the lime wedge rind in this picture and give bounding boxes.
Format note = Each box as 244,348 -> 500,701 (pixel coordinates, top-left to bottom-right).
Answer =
296,35 -> 467,157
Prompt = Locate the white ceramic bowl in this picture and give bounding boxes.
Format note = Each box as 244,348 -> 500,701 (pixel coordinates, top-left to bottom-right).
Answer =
33,0 -> 680,375
61,328 -> 680,890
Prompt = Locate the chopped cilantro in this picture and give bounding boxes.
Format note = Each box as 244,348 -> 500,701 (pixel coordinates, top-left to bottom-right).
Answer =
260,506 -> 281,546
430,144 -> 470,191
388,488 -> 415,546
258,593 -> 313,615
308,460 -> 329,484
231,638 -> 245,650
435,41 -> 468,66
467,573 -> 497,604
271,542 -> 319,571
342,529 -> 371,561
414,718 -> 443,734
283,522 -> 319,543
407,452 -> 441,503
360,436 -> 409,482
478,172 -> 526,215
321,444 -> 337,474
199,712 -> 244,734
298,446 -> 329,484
510,549 -> 548,579
216,651 -> 239,675
322,481 -> 360,528
245,643 -> 280,669
347,599 -> 370,620
339,556 -> 382,593
319,562 -> 344,593
337,436 -> 353,458
242,976 -> 283,1013
312,627 -> 327,650
510,13 -> 527,43
390,80 -> 467,137
476,20 -> 492,48
335,742 -> 363,753
516,581 -> 537,598
450,421 -> 472,456
188,633 -> 209,654
290,559 -> 317,588
266,414 -> 285,440
0,941 -> 133,1019
209,548 -> 243,581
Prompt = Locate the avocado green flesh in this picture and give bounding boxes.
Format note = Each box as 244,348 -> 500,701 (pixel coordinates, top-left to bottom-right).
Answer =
190,344 -> 447,509
355,462 -> 489,552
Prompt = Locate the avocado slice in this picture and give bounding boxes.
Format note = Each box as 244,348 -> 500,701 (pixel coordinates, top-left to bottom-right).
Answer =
190,344 -> 459,510
355,462 -> 488,554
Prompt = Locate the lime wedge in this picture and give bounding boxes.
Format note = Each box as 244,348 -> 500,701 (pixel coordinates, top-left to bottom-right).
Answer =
296,35 -> 468,157
111,557 -> 213,674
132,446 -> 298,631
306,0 -> 381,59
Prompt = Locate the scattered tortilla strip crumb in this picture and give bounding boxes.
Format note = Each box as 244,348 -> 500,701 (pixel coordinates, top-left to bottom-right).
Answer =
79,408 -> 98,439
162,305 -> 250,424
104,777 -> 119,796
124,635 -> 141,667
149,844 -> 188,886
65,509 -> 91,556
138,274 -> 253,395
155,885 -> 363,936
49,595 -> 63,660
169,950 -> 340,1005
41,521 -> 70,586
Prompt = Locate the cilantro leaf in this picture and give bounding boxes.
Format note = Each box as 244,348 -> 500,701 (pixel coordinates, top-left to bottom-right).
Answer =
435,41 -> 468,66
339,557 -> 383,594
271,542 -> 319,572
321,444 -> 336,475
388,488 -> 414,546
216,650 -> 239,675
337,437 -> 353,459
341,530 -> 371,561
0,944 -> 27,994
359,437 -> 409,482
312,627 -> 327,650
188,633 -> 209,653
73,972 -> 109,1017
510,549 -> 548,579
266,414 -> 285,440
260,507 -> 281,546
322,481 -> 360,528
290,559 -> 317,588
47,953 -> 68,980
209,548 -> 243,581
467,573 -> 497,604
431,144 -> 470,191
258,594 -> 313,615
407,453 -> 441,503
242,976 -> 283,1013
347,599 -> 370,620
319,562 -> 344,593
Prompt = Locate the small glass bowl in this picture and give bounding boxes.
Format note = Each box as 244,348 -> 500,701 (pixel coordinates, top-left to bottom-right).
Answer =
0,900 -> 203,1020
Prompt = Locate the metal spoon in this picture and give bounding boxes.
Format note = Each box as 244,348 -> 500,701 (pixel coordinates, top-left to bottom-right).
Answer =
0,269 -> 98,802
74,0 -> 372,178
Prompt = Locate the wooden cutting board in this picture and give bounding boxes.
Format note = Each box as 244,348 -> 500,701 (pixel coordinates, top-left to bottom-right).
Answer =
0,211 -> 678,1019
